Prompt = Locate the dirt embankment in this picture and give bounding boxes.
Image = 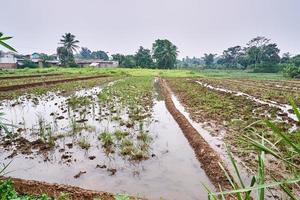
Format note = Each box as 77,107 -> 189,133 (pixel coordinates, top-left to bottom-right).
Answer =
0,73 -> 63,80
0,75 -> 110,92
0,177 -> 115,200
159,79 -> 232,191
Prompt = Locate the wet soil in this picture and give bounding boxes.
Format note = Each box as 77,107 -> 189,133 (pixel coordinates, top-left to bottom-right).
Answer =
159,79 -> 232,191
0,75 -> 110,91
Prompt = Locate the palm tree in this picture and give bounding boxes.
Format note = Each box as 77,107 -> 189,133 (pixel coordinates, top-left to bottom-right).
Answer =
152,39 -> 178,69
59,33 -> 79,54
0,32 -> 17,52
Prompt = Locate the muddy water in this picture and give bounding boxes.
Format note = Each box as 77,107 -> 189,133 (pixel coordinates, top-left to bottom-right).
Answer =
0,85 -> 213,199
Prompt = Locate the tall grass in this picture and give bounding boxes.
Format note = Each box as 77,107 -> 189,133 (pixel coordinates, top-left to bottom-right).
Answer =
206,98 -> 300,199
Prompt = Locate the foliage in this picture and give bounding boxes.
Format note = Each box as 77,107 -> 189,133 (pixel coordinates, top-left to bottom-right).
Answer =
283,63 -> 300,78
292,55 -> 300,67
57,46 -> 75,67
134,46 -> 153,68
0,180 -> 51,200
79,48 -> 109,61
57,33 -> 79,67
0,32 -> 17,52
179,56 -> 203,67
202,53 -> 216,68
59,33 -> 79,53
206,99 -> 300,199
18,59 -> 39,68
112,54 -> 136,68
152,39 -> 178,69
79,47 -> 92,59
91,50 -> 109,61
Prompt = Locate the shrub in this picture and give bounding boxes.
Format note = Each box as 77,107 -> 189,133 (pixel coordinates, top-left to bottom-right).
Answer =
283,63 -> 300,78
250,63 -> 281,73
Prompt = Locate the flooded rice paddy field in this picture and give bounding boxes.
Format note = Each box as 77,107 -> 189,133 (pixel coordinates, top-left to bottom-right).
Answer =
167,77 -> 300,182
194,78 -> 300,106
0,77 -> 214,199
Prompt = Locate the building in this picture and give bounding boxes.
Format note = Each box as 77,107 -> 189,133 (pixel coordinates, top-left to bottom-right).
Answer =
0,52 -> 17,69
75,59 -> 118,68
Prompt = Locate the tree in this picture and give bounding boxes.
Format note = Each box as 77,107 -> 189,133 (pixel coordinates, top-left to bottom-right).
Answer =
122,55 -> 136,68
91,50 -> 109,60
152,39 -> 178,69
135,46 -> 153,68
112,54 -> 125,65
292,55 -> 300,67
245,36 -> 281,72
60,33 -> 79,54
57,47 -> 70,66
58,33 -> 79,66
281,52 -> 291,64
261,43 -> 280,64
0,32 -> 16,52
80,47 -> 92,59
202,53 -> 216,68
245,36 -> 270,67
218,46 -> 243,68
112,54 -> 136,68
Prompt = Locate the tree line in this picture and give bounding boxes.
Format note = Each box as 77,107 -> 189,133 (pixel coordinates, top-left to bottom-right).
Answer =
55,33 -> 179,69
180,36 -> 300,77
1,32 -> 299,78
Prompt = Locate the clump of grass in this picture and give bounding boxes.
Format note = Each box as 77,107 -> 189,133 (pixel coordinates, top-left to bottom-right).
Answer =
98,131 -> 114,147
120,139 -> 134,156
114,130 -> 129,141
67,96 -> 91,109
137,131 -> 152,144
77,138 -> 91,150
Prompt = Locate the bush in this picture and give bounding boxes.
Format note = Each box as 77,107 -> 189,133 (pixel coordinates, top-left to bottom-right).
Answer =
17,59 -> 38,68
283,63 -> 300,78
250,63 -> 281,73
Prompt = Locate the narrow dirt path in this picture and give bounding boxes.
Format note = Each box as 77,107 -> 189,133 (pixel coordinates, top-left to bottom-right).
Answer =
0,75 -> 110,91
159,79 -> 233,192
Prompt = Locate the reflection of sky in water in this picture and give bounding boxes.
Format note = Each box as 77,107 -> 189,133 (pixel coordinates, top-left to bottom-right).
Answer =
0,85 -> 213,200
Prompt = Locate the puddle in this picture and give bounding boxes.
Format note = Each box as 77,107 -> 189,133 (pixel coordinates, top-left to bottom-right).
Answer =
0,83 -> 213,199
196,81 -> 299,122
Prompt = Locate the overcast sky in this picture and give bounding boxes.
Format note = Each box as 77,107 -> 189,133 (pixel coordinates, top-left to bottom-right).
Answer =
1,0 -> 300,58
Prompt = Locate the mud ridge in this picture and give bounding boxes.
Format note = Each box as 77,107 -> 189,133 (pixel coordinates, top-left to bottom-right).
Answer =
0,73 -> 63,80
159,79 -> 232,191
0,75 -> 110,91
0,176 -> 116,200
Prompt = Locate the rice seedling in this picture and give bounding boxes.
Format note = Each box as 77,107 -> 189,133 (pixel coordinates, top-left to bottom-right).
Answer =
120,139 -> 134,156
77,137 -> 91,150
67,96 -> 91,109
98,131 -> 114,147
114,130 -> 129,141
